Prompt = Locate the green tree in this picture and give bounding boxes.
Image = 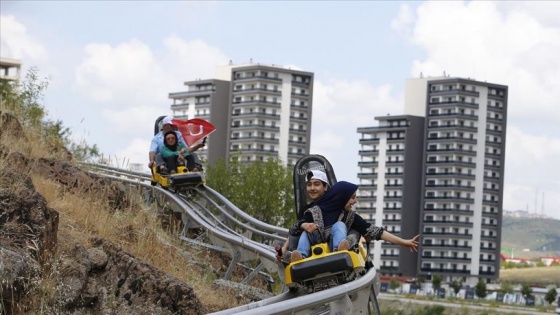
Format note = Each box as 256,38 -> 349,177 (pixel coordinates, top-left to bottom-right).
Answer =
544,288 -> 557,305
499,282 -> 514,294
206,154 -> 294,227
431,274 -> 442,291
0,67 -> 49,128
475,279 -> 487,298
449,279 -> 462,297
389,278 -> 401,291
521,283 -> 533,299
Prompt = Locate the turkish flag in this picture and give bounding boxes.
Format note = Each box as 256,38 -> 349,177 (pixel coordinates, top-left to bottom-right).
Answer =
172,118 -> 216,146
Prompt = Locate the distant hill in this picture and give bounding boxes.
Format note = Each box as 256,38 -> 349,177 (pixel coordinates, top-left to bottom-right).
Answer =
501,216 -> 560,259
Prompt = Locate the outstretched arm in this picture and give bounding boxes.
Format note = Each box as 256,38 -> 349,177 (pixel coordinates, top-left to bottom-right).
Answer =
380,232 -> 419,252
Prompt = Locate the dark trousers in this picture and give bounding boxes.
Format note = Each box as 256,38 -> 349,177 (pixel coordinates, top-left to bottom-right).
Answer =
163,155 -> 196,172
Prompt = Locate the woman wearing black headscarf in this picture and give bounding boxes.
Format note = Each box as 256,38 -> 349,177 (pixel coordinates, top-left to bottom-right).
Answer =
160,130 -> 189,174
291,181 -> 419,262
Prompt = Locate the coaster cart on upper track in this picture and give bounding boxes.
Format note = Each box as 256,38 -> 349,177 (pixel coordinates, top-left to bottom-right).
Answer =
150,115 -> 206,193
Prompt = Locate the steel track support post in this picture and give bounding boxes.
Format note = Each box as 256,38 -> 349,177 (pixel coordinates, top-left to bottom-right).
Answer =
224,250 -> 240,280
241,262 -> 264,285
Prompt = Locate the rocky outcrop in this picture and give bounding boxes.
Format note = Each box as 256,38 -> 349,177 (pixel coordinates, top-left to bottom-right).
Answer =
0,168 -> 59,314
0,110 -> 203,314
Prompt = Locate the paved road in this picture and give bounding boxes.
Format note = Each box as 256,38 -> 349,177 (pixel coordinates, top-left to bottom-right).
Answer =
378,293 -> 552,314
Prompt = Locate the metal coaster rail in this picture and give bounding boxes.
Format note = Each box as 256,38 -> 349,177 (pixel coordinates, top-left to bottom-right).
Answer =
85,163 -> 381,315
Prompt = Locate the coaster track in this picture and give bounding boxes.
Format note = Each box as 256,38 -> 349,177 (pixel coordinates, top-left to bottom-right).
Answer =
86,163 -> 381,315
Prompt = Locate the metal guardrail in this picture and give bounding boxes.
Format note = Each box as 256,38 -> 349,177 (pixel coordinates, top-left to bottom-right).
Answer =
86,163 -> 381,315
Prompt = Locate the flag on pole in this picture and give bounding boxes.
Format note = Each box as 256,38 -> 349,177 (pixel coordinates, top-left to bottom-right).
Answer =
172,118 -> 216,146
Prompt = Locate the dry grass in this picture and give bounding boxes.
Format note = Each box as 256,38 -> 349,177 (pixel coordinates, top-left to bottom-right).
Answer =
499,266 -> 560,285
30,175 -> 242,312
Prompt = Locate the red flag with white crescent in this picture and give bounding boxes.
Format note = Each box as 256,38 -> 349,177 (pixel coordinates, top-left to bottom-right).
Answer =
172,118 -> 216,146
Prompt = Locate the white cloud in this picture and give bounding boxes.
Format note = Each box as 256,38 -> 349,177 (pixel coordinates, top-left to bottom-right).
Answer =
75,39 -> 165,104
407,1 -> 560,124
391,4 -> 415,38
0,14 -> 48,62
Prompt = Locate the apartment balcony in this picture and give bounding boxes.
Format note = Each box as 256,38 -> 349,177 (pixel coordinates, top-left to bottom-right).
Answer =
169,89 -> 213,97
383,195 -> 403,201
422,232 -> 473,239
385,172 -> 404,177
421,255 -> 471,263
233,87 -> 282,96
486,143 -> 503,152
483,186 -> 500,193
428,112 -> 479,121
385,148 -> 405,155
359,149 -> 379,156
422,208 -> 474,216
359,195 -> 376,202
487,104 -> 504,112
429,88 -> 480,98
289,128 -> 307,135
231,147 -> 280,154
383,207 -> 402,212
480,246 -> 497,252
358,184 -> 377,189
288,139 -> 307,145
380,253 -> 400,258
290,92 -> 310,98
232,100 -> 281,108
481,234 -> 498,241
487,92 -> 506,100
387,137 -> 406,142
486,116 -> 503,124
483,175 -> 500,182
356,125 -> 409,132
289,115 -> 308,122
425,184 -> 475,192
230,136 -> 279,145
426,160 -> 476,167
420,267 -> 471,275
231,124 -> 280,131
232,112 -> 281,120
485,128 -> 502,136
427,100 -> 479,109
422,220 -> 473,228
425,172 -> 475,180
424,196 -> 475,203
427,124 -> 478,132
357,172 -> 377,179
291,79 -> 311,87
427,136 -> 477,145
358,160 -> 378,167
386,160 -> 404,165
426,148 -> 477,156
233,75 -> 282,83
421,244 -> 472,250
359,138 -> 380,144
384,184 -> 403,188
290,103 -> 309,110
479,270 -> 497,276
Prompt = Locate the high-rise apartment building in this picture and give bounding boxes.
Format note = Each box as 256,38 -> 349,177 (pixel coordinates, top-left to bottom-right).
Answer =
357,76 -> 508,284
357,115 -> 425,277
169,63 -> 314,166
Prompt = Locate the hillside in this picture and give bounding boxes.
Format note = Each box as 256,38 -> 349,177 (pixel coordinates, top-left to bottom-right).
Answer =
501,216 -> 560,258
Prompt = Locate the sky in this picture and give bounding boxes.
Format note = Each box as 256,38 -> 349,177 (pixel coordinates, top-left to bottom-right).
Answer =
1,1 -> 559,219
